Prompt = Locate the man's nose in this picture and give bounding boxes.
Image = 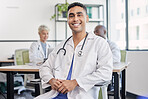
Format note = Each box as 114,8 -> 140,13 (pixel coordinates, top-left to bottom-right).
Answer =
74,16 -> 78,21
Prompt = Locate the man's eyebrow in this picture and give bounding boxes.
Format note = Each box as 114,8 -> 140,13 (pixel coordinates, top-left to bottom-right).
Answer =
69,12 -> 83,15
69,13 -> 75,16
76,12 -> 83,14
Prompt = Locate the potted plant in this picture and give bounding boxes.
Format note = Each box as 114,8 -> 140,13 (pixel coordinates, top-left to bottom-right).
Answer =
50,0 -> 69,20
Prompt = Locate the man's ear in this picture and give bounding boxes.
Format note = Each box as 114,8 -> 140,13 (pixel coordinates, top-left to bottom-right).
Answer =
86,15 -> 89,23
104,30 -> 107,35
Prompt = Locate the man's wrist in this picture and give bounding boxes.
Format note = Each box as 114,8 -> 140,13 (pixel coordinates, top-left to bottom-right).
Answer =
73,79 -> 78,86
48,78 -> 54,85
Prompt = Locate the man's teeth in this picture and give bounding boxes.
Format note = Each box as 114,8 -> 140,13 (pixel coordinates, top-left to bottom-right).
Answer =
73,24 -> 79,26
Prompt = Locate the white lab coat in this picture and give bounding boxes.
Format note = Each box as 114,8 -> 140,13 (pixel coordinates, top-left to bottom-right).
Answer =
107,40 -> 121,64
29,40 -> 50,65
35,32 -> 113,99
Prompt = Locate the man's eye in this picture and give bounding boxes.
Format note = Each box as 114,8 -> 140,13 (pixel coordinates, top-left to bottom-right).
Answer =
78,14 -> 82,17
69,15 -> 74,17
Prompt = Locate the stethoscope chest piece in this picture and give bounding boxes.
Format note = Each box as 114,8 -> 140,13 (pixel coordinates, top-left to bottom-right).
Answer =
78,50 -> 83,57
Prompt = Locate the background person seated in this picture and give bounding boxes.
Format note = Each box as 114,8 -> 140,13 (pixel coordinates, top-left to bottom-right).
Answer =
94,25 -> 121,64
94,25 -> 121,91
29,25 -> 51,66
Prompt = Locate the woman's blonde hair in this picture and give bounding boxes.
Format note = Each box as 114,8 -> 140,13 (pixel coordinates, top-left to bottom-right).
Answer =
38,25 -> 50,33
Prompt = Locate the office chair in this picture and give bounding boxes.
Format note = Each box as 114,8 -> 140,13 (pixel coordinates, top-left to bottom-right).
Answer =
120,50 -> 127,63
0,73 -> 7,99
22,50 -> 32,86
96,81 -> 111,99
22,49 -> 44,95
14,49 -> 29,94
14,49 -> 26,94
15,49 -> 44,95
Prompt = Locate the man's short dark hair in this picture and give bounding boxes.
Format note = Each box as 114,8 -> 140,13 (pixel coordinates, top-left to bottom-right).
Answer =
67,2 -> 87,14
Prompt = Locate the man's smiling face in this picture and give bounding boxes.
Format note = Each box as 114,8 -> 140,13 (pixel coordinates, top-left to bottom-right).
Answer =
67,6 -> 89,34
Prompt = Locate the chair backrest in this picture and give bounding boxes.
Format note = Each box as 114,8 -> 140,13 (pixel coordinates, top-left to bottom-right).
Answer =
22,50 -> 30,64
120,50 -> 127,62
14,49 -> 29,65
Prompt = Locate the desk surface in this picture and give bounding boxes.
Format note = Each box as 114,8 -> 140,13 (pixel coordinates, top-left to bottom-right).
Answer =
0,60 -> 14,63
0,65 -> 39,72
113,62 -> 128,72
0,62 -> 128,72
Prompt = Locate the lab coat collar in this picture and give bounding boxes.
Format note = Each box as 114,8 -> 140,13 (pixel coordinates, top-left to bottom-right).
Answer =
67,37 -> 74,49
66,32 -> 95,48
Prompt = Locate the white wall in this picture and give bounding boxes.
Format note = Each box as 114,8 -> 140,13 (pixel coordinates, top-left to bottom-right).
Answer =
0,0 -> 106,60
127,51 -> 148,97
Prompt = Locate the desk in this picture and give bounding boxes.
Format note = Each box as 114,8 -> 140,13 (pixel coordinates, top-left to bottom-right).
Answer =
0,65 -> 39,99
0,63 -> 128,99
113,62 -> 128,99
0,60 -> 14,66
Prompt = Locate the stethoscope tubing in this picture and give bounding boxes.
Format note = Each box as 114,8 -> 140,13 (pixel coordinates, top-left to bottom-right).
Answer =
81,33 -> 88,50
57,36 -> 72,55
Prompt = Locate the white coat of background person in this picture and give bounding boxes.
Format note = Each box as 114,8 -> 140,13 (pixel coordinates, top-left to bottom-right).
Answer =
29,25 -> 50,65
35,2 -> 113,99
94,25 -> 121,64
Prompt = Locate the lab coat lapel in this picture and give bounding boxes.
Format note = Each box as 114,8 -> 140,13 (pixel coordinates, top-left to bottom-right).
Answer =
67,36 -> 74,49
38,40 -> 45,57
45,43 -> 50,58
76,32 -> 95,49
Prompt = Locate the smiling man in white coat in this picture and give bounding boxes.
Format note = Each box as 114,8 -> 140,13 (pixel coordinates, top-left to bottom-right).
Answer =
35,2 -> 113,99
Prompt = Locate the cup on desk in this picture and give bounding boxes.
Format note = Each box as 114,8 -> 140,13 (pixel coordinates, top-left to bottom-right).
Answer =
25,63 -> 35,66
36,62 -> 43,66
25,62 -> 43,66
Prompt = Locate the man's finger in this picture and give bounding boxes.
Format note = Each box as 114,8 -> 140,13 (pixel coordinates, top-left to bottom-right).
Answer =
58,86 -> 64,92
63,89 -> 68,94
60,88 -> 67,94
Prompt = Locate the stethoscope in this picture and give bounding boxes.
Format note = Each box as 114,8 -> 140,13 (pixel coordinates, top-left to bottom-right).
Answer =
57,33 -> 88,57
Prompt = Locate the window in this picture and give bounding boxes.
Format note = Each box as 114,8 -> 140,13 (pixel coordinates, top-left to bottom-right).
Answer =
137,8 -> 140,15
131,9 -> 134,16
121,13 -> 124,19
128,0 -> 148,50
136,26 -> 139,40
146,5 -> 148,13
109,0 -> 148,50
109,0 -> 126,50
